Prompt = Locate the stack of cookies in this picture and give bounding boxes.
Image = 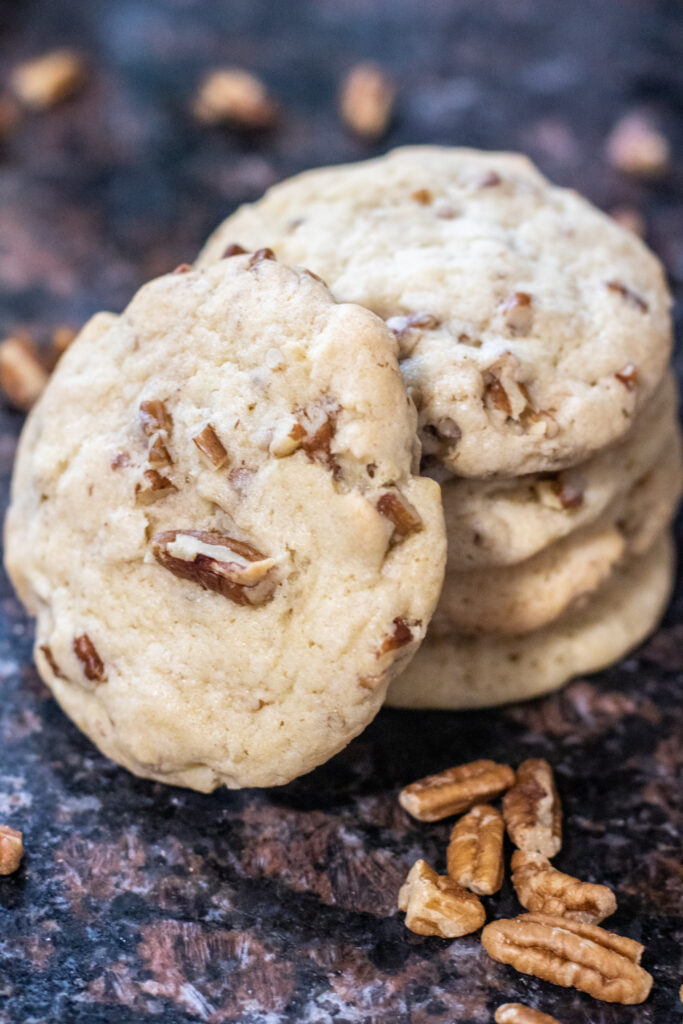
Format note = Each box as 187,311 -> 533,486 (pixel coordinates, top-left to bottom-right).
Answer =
198,147 -> 681,712
5,146 -> 680,790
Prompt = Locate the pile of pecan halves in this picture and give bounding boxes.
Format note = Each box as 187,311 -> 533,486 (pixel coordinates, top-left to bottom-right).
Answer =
398,758 -> 653,1022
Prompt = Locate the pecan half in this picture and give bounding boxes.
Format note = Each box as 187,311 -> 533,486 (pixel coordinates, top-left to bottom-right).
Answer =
139,400 -> 172,437
378,617 -> 416,656
511,850 -> 616,924
481,914 -> 652,1005
615,364 -> 639,391
135,469 -> 177,504
398,859 -> 485,938
376,491 -> 422,541
503,759 -> 562,857
447,804 -> 505,895
292,402 -> 341,477
0,825 -> 23,875
339,62 -> 395,139
495,1004 -> 561,1024
73,634 -> 106,683
152,530 -> 278,606
606,281 -> 648,313
399,759 -> 515,822
193,423 -> 228,469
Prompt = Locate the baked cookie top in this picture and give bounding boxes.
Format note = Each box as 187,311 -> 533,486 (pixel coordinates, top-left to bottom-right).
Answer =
198,147 -> 672,477
5,256 -> 446,790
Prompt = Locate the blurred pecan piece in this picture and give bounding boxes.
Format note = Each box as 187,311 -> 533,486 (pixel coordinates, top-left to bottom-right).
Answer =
193,423 -> 228,469
511,850 -> 616,924
399,759 -> 515,822
482,913 -> 652,1004
193,68 -> 277,128
0,825 -> 23,875
398,859 -> 485,938
11,49 -> 86,109
447,803 -> 505,895
339,63 -> 395,139
495,1004 -> 561,1024
483,353 -> 531,420
152,530 -> 277,606
0,335 -> 48,411
135,469 -> 176,504
503,758 -> 562,857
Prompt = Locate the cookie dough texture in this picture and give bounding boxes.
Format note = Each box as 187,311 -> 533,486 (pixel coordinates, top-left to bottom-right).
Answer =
5,257 -> 446,790
387,532 -> 674,710
198,146 -> 672,477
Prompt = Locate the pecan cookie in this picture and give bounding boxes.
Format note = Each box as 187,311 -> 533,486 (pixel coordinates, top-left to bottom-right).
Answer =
198,146 -> 672,477
5,257 -> 446,789
387,531 -> 674,709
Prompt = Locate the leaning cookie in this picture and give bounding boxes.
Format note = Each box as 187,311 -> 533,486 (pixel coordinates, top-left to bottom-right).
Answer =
386,532 -> 674,710
4,255 -> 446,790
198,146 -> 672,477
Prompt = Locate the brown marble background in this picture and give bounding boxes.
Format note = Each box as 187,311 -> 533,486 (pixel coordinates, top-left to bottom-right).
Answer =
0,1 -> 682,1021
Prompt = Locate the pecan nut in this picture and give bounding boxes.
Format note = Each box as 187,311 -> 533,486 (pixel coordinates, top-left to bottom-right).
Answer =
495,1004 -> 561,1024
503,759 -> 562,857
447,803 -> 505,895
376,490 -> 422,541
193,423 -> 228,469
398,859 -> 485,938
339,62 -> 395,139
511,850 -> 616,924
0,336 -> 49,411
152,530 -> 278,606
481,913 -> 652,1005
0,825 -> 23,875
399,759 -> 515,822
192,68 -> 277,128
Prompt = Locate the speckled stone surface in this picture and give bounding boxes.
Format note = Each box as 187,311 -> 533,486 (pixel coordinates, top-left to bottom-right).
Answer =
0,1 -> 682,1022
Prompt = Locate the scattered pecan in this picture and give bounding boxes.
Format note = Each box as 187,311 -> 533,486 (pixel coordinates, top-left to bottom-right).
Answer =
399,759 -> 515,822
152,530 -> 278,606
10,49 -> 86,109
511,850 -> 616,924
339,62 -> 395,139
192,68 -> 277,128
39,644 -> 64,679
503,759 -> 562,857
73,634 -> 106,683
500,292 -> 534,335
0,335 -> 49,411
376,491 -> 422,541
495,1004 -> 561,1024
223,243 -> 248,258
135,469 -> 176,504
447,804 -> 505,895
605,112 -> 670,179
482,913 -> 652,1004
147,434 -> 171,467
0,825 -> 23,875
292,402 -> 341,476
378,617 -> 416,656
483,353 -> 531,420
248,247 -> 276,268
606,281 -> 648,313
193,423 -> 228,469
398,859 -> 485,938
615,363 -> 639,391
534,472 -> 584,511
139,400 -> 172,437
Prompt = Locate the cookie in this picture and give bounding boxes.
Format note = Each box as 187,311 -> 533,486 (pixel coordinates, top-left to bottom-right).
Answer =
439,373 -> 677,571
434,427 -> 682,636
5,256 -> 446,790
386,532 -> 674,710
198,146 -> 672,477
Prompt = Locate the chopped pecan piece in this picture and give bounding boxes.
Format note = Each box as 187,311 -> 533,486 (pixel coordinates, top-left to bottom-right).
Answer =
386,312 -> 441,337
511,850 -> 616,924
147,434 -> 171,467
0,824 -> 23,875
39,644 -> 64,679
223,243 -> 248,258
73,634 -> 106,683
615,363 -> 639,391
503,759 -> 562,857
152,530 -> 278,606
398,859 -> 485,938
135,469 -> 176,504
447,804 -> 505,895
139,400 -> 172,437
376,491 -> 422,541
339,62 -> 395,139
399,759 -> 515,822
606,281 -> 648,313
193,424 -> 228,469
534,472 -> 584,511
495,1004 -> 561,1024
500,292 -> 533,334
192,68 -> 277,128
0,335 -> 48,411
11,49 -> 86,109
293,403 -> 341,477
378,617 -> 416,656
248,247 -> 276,268
482,913 -> 652,1005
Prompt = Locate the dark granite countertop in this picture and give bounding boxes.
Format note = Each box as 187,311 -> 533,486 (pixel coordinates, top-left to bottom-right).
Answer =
0,1 -> 681,1021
